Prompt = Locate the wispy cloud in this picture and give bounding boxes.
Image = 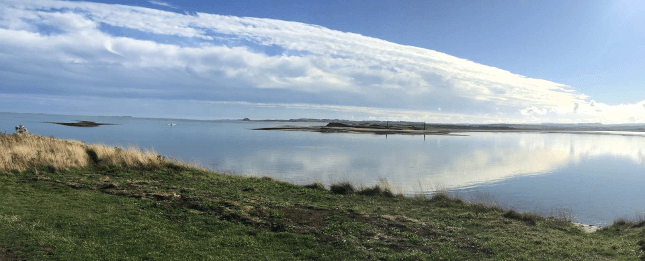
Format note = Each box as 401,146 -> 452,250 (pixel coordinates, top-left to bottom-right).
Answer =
148,1 -> 178,9
0,0 -> 643,123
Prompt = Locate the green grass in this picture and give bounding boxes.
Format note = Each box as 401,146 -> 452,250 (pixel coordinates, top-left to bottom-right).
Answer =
1,163 -> 644,260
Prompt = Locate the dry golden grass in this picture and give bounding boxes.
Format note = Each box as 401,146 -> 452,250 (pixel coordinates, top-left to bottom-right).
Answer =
85,143 -> 167,168
0,133 -> 193,172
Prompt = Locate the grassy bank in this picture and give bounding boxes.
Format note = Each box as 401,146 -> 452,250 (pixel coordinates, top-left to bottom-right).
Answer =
1,133 -> 644,260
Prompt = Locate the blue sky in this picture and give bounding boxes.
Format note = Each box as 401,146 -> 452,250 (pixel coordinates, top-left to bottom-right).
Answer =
1,0 -> 644,123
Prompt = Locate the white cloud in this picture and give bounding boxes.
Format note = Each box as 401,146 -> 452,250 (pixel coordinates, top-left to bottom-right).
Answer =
0,0 -> 643,123
148,1 -> 178,9
210,101 -> 486,122
520,106 -> 548,116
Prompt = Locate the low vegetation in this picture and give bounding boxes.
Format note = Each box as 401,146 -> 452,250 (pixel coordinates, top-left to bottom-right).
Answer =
1,133 -> 645,260
0,132 -> 192,172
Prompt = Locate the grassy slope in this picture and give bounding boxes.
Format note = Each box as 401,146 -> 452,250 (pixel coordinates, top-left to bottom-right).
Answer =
1,163 -> 644,260
1,134 -> 644,260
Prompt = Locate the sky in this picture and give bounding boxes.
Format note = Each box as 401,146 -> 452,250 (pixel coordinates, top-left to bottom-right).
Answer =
1,0 -> 644,123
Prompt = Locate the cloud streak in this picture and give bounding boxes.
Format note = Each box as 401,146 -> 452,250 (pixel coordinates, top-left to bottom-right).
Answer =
0,0 -> 643,123
148,1 -> 178,9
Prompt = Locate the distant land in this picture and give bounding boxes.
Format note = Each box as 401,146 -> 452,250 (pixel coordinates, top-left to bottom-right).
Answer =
44,121 -> 117,127
248,118 -> 645,136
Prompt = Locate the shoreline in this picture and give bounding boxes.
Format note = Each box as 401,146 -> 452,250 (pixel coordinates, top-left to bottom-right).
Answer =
573,223 -> 601,233
254,123 -> 645,137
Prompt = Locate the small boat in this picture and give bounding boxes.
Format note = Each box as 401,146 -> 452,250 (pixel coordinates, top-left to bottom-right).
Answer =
168,123 -> 177,126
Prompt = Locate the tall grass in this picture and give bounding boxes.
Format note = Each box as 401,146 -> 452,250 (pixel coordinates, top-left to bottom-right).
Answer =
413,179 -> 450,198
612,211 -> 645,227
0,133 -> 188,172
323,177 -> 400,197
85,143 -> 167,168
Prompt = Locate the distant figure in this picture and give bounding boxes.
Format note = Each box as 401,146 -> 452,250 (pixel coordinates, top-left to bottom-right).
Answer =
15,125 -> 28,134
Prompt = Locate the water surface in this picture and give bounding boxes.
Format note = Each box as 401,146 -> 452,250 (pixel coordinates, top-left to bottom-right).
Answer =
2,112 -> 644,226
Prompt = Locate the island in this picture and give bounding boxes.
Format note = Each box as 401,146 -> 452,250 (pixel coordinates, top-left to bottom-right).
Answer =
43,120 -> 117,127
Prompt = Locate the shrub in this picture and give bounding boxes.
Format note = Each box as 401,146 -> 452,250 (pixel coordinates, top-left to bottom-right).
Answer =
86,148 -> 100,164
612,218 -> 628,226
303,181 -> 326,191
429,192 -> 452,202
357,185 -> 394,197
503,210 -> 542,225
330,182 -> 355,195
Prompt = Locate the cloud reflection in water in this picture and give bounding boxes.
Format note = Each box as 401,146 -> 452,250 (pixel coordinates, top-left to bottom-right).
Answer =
218,132 -> 645,194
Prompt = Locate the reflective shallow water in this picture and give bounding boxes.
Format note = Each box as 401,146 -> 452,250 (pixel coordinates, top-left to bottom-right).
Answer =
2,112 -> 644,226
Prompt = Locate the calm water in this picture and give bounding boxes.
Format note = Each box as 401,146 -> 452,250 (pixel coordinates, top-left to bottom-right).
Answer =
2,112 -> 644,226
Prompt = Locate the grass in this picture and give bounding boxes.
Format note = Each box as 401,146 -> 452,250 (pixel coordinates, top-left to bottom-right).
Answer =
0,132 -> 197,172
330,182 -> 355,195
1,133 -> 645,260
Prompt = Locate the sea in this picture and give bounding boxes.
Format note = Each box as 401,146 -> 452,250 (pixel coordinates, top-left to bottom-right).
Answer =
2,112 -> 644,226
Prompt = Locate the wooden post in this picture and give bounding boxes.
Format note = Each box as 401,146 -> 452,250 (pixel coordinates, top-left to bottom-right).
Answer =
423,122 -> 426,141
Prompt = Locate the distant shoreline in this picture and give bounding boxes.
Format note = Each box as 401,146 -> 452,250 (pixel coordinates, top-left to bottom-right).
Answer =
254,122 -> 645,136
